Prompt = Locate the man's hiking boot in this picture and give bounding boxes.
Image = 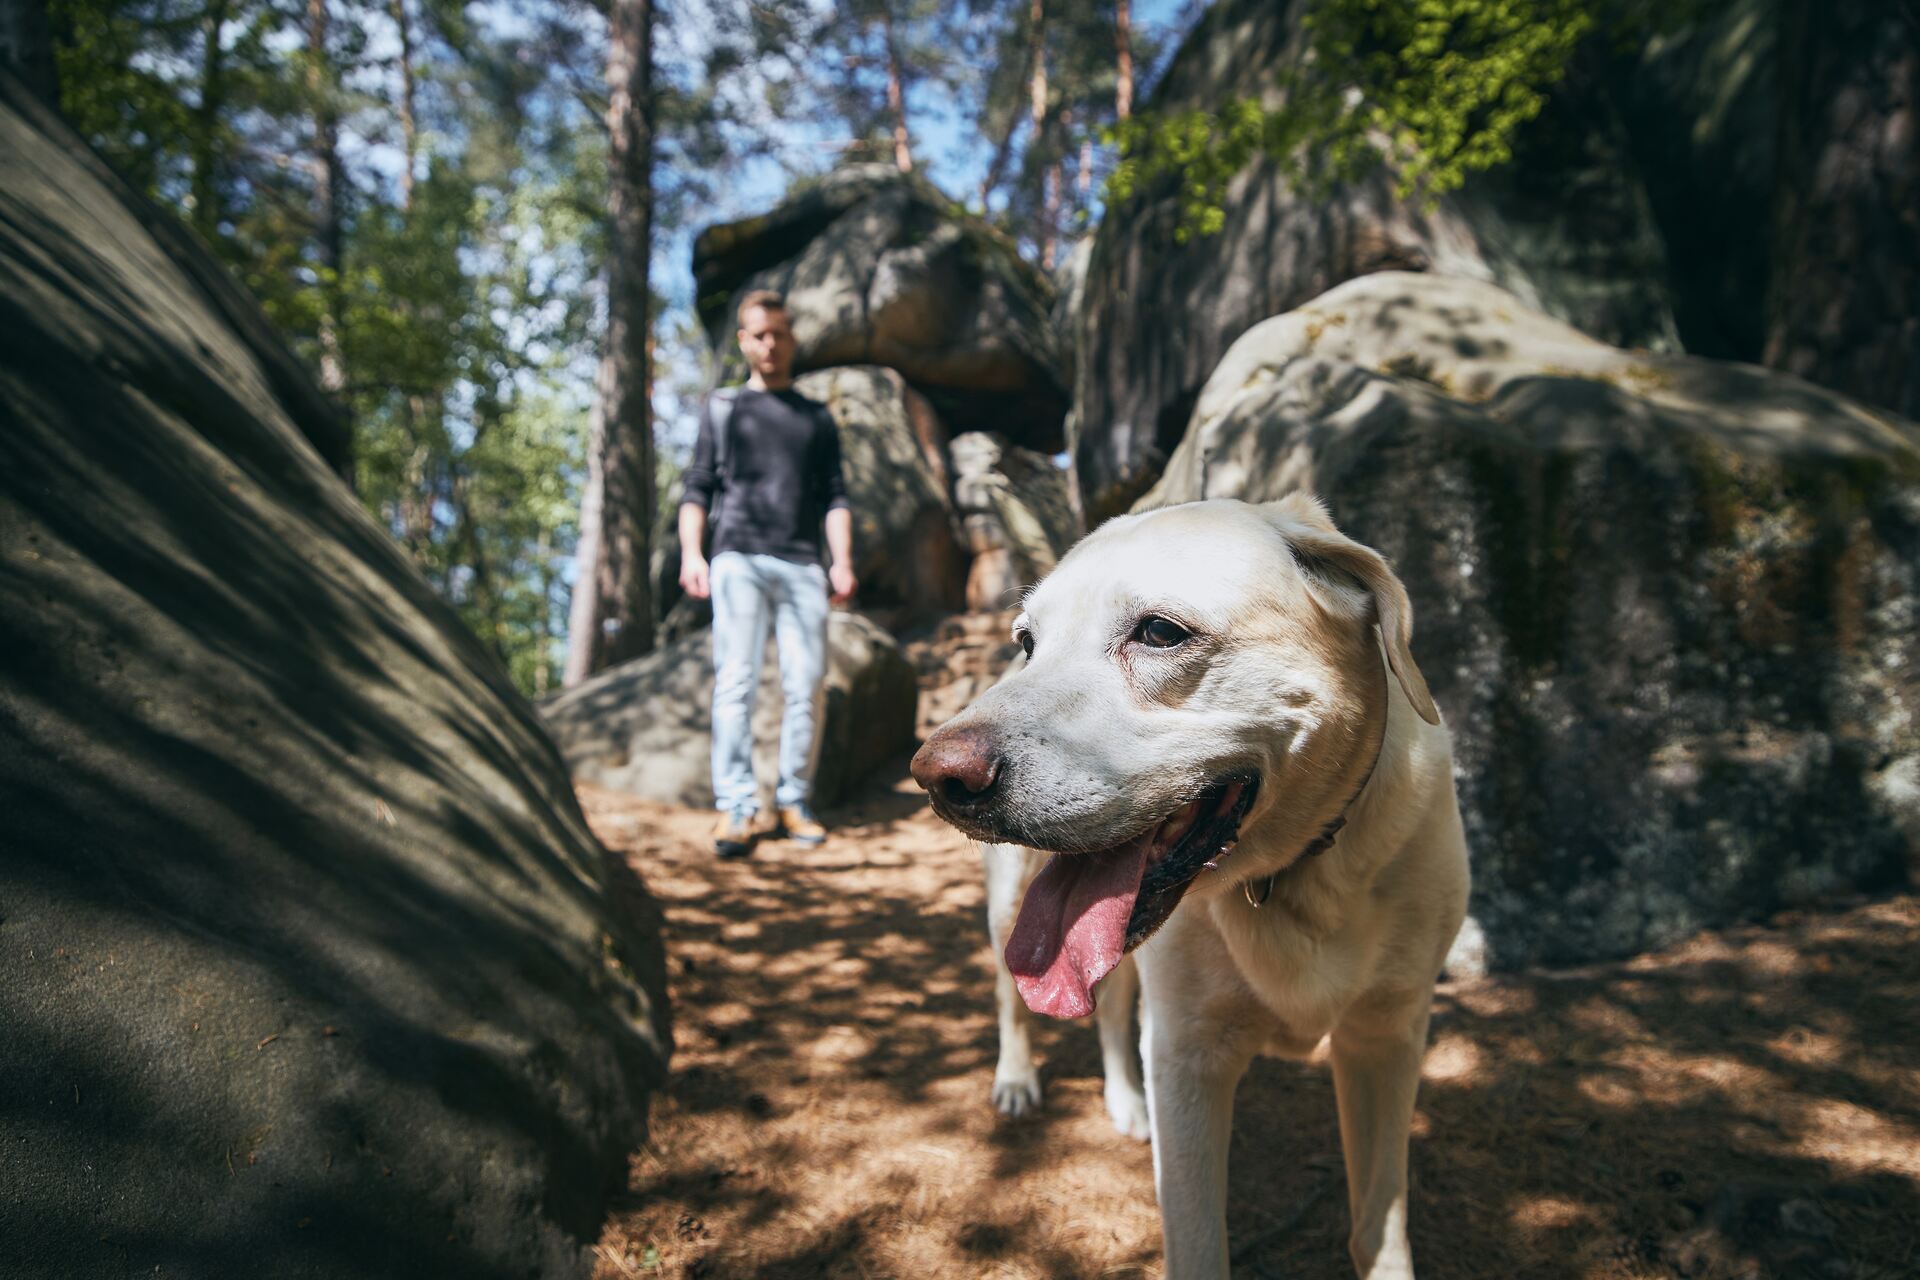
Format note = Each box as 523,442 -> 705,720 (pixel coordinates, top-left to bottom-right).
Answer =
713,810 -> 758,859
776,804 -> 828,847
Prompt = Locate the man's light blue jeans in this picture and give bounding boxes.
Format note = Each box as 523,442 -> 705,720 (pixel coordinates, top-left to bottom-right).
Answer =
709,550 -> 830,817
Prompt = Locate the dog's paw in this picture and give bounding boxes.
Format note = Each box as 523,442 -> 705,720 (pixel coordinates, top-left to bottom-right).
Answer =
1105,1081 -> 1151,1141
991,1068 -> 1043,1117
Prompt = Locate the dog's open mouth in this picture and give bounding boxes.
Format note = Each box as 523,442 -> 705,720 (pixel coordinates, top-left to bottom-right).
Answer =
1005,776 -> 1258,1019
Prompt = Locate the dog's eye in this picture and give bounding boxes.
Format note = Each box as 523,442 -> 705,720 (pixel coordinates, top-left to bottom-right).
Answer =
1133,616 -> 1190,649
1016,629 -> 1035,659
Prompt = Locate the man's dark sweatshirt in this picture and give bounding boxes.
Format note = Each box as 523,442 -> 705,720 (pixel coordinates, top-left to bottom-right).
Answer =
681,385 -> 849,565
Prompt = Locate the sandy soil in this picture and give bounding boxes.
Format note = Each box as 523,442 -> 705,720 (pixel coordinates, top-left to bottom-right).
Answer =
583,763 -> 1920,1280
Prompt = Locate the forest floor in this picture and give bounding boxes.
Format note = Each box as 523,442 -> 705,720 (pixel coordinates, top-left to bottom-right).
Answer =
585,620 -> 1920,1280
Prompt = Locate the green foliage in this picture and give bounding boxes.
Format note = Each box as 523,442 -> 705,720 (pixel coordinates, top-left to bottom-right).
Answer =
51,0 -> 606,696
1109,0 -> 1607,240
50,0 -> 197,196
967,0 -> 1164,262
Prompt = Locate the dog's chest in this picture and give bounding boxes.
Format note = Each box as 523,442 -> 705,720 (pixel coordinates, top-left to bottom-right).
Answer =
1207,896 -> 1354,1051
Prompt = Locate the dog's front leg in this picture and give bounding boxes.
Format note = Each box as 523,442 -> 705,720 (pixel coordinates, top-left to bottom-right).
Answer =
1329,1006 -> 1432,1280
1141,998 -> 1253,1279
983,843 -> 1043,1116
1093,954 -> 1149,1139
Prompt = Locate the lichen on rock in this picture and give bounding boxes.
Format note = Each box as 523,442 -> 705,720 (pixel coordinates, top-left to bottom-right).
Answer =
1139,272 -> 1920,968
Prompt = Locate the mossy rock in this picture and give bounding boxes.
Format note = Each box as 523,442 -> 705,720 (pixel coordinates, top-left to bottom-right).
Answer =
1141,272 -> 1920,968
0,81 -> 668,1279
692,164 -> 1068,449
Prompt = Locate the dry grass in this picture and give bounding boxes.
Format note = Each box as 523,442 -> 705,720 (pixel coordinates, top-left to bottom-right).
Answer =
583,767 -> 1919,1280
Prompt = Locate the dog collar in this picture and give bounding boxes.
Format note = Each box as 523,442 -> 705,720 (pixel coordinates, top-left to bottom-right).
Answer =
1242,655 -> 1391,908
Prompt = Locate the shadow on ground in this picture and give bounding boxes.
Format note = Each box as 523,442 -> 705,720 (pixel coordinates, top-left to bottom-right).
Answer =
585,764 -> 1919,1280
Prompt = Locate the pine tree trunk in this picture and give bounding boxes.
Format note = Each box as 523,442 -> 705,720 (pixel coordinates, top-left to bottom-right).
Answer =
450,475 -> 504,661
564,0 -> 655,684
1764,0 -> 1920,420
534,527 -> 554,697
391,0 -> 416,212
977,0 -> 1044,210
390,0 -> 430,477
1042,156 -> 1060,270
1027,0 -> 1046,144
306,0 -> 346,399
400,429 -> 435,557
190,0 -> 229,240
882,3 -> 912,173
1031,1 -> 1053,270
1113,0 -> 1132,121
0,0 -> 57,103
563,418 -> 606,685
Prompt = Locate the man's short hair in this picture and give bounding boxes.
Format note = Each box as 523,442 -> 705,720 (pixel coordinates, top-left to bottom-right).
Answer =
736,289 -> 788,327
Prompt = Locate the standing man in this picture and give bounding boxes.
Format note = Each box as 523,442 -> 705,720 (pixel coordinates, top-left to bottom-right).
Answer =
679,290 -> 857,858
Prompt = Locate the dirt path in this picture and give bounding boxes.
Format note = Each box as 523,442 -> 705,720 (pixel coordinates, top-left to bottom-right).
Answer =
585,771 -> 1920,1280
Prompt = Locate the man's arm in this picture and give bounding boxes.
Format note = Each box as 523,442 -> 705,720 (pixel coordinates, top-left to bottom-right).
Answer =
679,398 -> 721,600
679,502 -> 711,600
817,409 -> 855,605
825,507 -> 855,605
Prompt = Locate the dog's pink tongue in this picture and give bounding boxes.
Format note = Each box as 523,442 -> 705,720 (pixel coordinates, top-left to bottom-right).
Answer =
1004,837 -> 1150,1019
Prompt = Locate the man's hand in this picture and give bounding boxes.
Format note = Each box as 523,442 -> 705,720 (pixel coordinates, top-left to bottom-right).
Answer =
824,507 -> 855,605
828,561 -> 857,605
681,553 -> 711,600
677,502 -> 711,599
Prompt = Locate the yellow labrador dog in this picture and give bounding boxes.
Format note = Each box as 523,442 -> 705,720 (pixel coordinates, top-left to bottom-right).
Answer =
911,495 -> 1469,1280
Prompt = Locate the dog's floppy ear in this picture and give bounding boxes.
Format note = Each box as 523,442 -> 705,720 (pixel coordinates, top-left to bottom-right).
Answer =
1265,495 -> 1441,725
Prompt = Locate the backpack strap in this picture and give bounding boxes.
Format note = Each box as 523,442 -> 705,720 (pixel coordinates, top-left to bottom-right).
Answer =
708,385 -> 740,481
696,387 -> 742,558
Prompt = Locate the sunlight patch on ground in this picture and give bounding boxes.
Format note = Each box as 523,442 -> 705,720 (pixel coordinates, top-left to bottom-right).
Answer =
1422,1032 -> 1481,1083
1510,1194 -> 1599,1234
1790,1100 -> 1920,1178
578,781 -> 1920,1280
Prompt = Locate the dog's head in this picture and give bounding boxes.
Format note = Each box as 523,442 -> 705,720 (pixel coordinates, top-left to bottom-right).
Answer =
910,495 -> 1438,1017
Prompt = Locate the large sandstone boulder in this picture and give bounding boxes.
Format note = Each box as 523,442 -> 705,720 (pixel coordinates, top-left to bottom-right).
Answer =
0,80 -> 668,1279
693,165 -> 1069,448
1140,272 -> 1919,969
950,432 -> 1081,612
796,365 -> 966,622
653,365 -> 967,635
539,611 -> 918,812
1073,0 -> 1684,519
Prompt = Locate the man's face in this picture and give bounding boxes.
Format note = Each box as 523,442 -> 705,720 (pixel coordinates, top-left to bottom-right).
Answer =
737,305 -> 796,383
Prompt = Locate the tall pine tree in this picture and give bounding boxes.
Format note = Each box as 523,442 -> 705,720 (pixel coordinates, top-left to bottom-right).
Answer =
565,0 -> 656,682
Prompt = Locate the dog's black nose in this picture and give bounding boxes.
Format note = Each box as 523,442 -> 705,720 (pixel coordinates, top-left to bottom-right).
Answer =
910,725 -> 1004,810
